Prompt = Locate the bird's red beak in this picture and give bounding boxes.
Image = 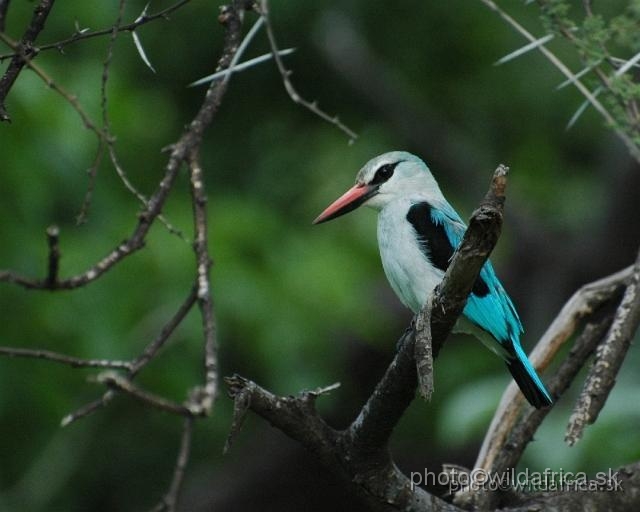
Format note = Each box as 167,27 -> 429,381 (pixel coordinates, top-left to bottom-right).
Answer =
313,183 -> 376,224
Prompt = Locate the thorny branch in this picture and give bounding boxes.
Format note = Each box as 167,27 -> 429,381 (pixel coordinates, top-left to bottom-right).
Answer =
478,0 -> 640,163
0,0 -> 192,61
0,0 -> 366,506
74,0 -> 125,226
152,417 -> 195,512
0,346 -> 133,370
257,0 -> 358,142
0,0 -> 250,509
0,0 -> 56,121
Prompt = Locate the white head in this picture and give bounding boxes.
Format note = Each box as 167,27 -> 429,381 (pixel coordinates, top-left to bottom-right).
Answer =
313,151 -> 444,224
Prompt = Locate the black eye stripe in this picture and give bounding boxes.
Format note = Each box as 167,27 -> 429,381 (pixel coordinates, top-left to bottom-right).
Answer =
371,161 -> 401,185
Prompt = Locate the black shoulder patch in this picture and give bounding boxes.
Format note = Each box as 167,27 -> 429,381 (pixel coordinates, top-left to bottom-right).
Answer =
407,202 -> 490,297
406,202 -> 454,273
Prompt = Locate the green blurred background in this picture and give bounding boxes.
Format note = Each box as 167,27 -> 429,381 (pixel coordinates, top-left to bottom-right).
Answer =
1,1 -> 639,510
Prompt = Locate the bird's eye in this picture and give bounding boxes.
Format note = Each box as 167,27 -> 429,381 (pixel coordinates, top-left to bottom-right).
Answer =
371,162 -> 399,185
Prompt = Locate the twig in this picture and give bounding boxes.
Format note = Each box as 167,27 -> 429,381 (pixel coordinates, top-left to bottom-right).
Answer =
0,31 -> 107,136
538,0 -> 640,140
566,247 -> 640,445
60,396 -> 111,427
466,262 -> 634,510
75,139 -> 106,225
188,156 -> 218,416
258,0 -> 358,142
93,372 -> 195,416
221,15 -> 265,87
0,0 -> 192,60
0,346 -> 133,370
75,0 -> 124,225
93,0 -> 187,240
130,284 -> 199,376
62,283 -> 198,426
45,225 -> 60,287
151,417 -> 195,512
58,0 -> 248,432
0,0 -> 56,121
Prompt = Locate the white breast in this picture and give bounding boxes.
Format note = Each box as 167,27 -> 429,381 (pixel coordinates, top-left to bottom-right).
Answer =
376,199 -> 444,313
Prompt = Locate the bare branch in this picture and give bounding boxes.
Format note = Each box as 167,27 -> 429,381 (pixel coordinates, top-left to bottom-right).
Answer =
151,417 -> 195,512
226,373 -> 450,512
475,263 -> 635,475
75,140 -> 106,225
0,346 -> 132,370
56,0 -> 248,437
93,371 -> 196,417
458,311 -> 616,510
0,0 -> 56,121
45,225 -> 60,287
566,247 -> 640,445
130,285 -> 199,376
466,259 -> 636,510
60,396 -> 111,427
61,283 -> 198,425
0,29 -> 108,138
188,156 -> 218,416
0,0 -> 192,60
258,0 -> 358,142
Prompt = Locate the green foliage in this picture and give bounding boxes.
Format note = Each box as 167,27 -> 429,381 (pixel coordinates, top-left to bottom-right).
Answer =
539,0 -> 640,147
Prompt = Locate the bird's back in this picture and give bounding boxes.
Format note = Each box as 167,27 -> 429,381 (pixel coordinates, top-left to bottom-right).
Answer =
377,196 -> 523,347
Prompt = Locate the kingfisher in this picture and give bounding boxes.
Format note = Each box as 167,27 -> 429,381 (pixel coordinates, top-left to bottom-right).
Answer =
313,151 -> 552,408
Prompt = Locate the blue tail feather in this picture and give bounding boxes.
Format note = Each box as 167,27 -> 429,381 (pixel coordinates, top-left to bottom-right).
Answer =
506,343 -> 553,408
